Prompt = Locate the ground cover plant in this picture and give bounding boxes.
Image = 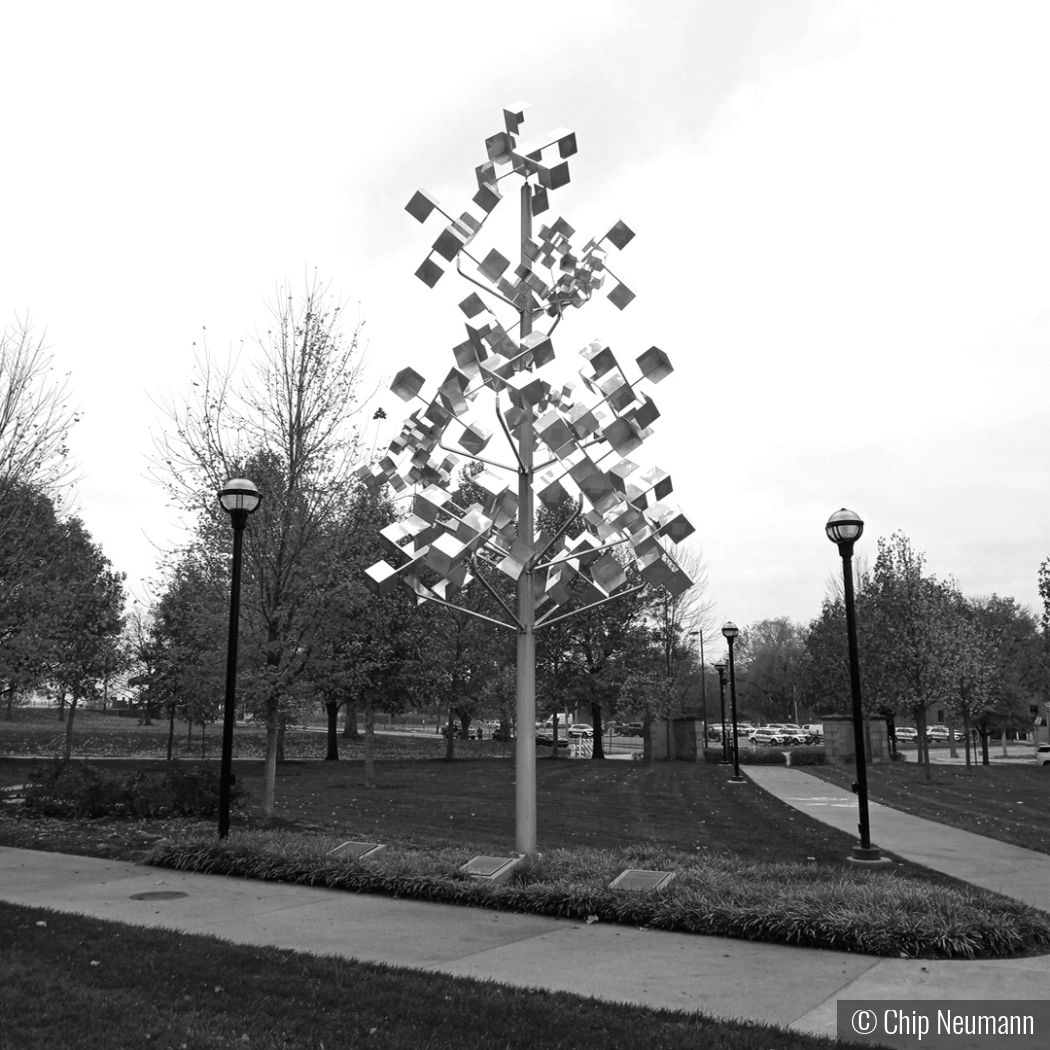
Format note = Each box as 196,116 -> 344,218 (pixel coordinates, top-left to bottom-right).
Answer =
147,829 -> 1050,960
805,760 -> 1050,855
0,902 -> 857,1050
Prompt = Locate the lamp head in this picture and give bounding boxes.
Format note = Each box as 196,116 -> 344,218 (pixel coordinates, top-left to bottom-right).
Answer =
219,478 -> 262,515
721,621 -> 738,641
826,508 -> 863,547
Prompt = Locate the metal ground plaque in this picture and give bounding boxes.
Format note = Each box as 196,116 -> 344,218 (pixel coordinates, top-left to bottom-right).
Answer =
609,869 -> 675,891
460,855 -> 524,882
327,841 -> 386,861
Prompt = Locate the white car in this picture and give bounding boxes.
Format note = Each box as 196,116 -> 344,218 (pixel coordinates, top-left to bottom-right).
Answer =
764,724 -> 807,745
895,727 -> 919,743
567,723 -> 593,738
1037,744 -> 1050,766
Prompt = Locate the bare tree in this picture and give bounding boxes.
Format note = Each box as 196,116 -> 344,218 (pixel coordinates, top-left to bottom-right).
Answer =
153,278 -> 371,817
0,315 -> 78,500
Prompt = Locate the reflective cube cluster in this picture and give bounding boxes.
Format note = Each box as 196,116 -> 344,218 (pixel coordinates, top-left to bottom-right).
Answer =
360,103 -> 694,618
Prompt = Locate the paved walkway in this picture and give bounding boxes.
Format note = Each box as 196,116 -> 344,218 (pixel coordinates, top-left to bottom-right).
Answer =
2,766 -> 1049,1043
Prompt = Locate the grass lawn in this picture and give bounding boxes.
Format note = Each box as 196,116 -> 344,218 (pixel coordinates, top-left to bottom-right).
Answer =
0,750 -> 964,877
0,902 -> 850,1050
805,758 -> 1050,855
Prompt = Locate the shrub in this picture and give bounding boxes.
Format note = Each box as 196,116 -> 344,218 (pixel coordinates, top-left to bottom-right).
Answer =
737,749 -> 787,765
22,760 -> 241,820
787,747 -> 826,767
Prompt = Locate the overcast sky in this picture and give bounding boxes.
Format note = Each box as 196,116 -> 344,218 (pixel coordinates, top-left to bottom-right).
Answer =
3,1 -> 1049,648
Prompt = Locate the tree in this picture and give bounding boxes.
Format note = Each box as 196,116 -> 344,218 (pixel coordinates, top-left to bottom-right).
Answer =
956,594 -> 1045,764
45,518 -> 126,761
304,489 -> 423,780
0,483 -> 67,716
0,316 -> 78,501
857,533 -> 958,780
735,617 -> 807,724
147,550 -> 230,754
154,280 -> 370,817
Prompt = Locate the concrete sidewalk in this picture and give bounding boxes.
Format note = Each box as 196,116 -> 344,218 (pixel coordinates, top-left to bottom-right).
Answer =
2,766 -> 1049,1042
745,765 -> 1050,912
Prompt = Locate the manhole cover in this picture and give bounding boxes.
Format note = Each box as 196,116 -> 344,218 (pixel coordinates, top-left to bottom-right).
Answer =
129,891 -> 188,901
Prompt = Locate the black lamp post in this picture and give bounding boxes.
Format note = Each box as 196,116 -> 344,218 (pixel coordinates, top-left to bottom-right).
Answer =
713,661 -> 728,762
721,622 -> 744,783
825,508 -> 884,863
217,478 -> 262,839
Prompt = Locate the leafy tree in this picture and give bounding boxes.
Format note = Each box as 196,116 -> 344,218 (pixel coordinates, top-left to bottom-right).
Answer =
0,483 -> 67,716
955,594 -> 1045,764
801,598 -> 850,718
304,488 -> 422,780
146,550 -> 229,753
734,617 -> 807,724
45,518 -> 126,761
854,533 -> 959,780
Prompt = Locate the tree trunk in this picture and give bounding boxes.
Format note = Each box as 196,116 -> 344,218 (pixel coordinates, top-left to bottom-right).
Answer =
262,701 -> 280,819
444,702 -> 455,761
590,702 -> 605,759
665,705 -> 677,762
62,694 -> 79,762
364,701 -> 376,788
342,701 -> 360,739
324,700 -> 340,760
3,684 -> 14,721
167,701 -> 176,762
916,706 -> 932,783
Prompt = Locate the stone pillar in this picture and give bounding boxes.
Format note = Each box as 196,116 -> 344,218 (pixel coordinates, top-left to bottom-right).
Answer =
822,713 -> 890,764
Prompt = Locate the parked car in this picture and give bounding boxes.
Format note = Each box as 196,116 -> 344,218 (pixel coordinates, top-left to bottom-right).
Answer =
927,725 -> 950,742
1036,744 -> 1050,766
801,723 -> 823,742
750,728 -> 787,746
619,722 -> 643,737
895,727 -> 919,743
766,724 -> 808,745
536,728 -> 569,747
567,723 -> 593,738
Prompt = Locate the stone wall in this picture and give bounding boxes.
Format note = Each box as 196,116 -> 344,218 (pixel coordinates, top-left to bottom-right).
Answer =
822,713 -> 891,764
649,717 -> 705,761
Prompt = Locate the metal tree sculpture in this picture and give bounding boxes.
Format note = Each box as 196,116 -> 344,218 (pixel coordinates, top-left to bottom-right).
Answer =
361,102 -> 695,855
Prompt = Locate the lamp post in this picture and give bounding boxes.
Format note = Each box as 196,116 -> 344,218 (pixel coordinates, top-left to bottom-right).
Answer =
713,661 -> 728,762
721,622 -> 744,783
825,508 -> 883,863
217,478 -> 262,839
